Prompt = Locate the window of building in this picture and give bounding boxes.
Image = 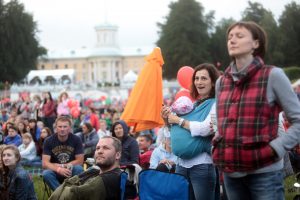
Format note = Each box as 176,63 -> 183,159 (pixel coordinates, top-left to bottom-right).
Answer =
41,65 -> 45,69
65,64 -> 68,69
55,64 -> 59,69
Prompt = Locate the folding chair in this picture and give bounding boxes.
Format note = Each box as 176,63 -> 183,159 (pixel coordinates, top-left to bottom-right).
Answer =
121,164 -> 141,199
120,171 -> 128,200
40,174 -> 52,200
138,169 -> 190,200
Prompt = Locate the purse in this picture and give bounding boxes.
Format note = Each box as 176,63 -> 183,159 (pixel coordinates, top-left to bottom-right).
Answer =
170,98 -> 215,159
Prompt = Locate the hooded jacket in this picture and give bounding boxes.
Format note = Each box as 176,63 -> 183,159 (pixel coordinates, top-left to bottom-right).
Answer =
111,120 -> 139,166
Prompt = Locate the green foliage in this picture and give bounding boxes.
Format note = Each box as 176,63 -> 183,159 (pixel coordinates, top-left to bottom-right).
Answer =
0,0 -> 46,84
208,18 -> 235,71
156,0 -> 212,79
279,1 -> 300,67
283,66 -> 300,81
241,1 -> 283,65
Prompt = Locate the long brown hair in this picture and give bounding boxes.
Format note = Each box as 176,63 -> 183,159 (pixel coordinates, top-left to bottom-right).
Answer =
1,145 -> 21,191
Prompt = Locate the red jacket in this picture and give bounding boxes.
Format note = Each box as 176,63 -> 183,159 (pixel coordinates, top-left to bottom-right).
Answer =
139,150 -> 153,169
42,100 -> 56,117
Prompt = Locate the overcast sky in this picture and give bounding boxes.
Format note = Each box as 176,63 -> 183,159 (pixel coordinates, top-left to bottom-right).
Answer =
16,0 -> 295,51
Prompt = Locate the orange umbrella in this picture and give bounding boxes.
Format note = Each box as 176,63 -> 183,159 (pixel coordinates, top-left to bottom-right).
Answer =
121,47 -> 165,132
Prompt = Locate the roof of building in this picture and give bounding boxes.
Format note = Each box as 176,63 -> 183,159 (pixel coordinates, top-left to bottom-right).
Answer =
43,46 -> 155,59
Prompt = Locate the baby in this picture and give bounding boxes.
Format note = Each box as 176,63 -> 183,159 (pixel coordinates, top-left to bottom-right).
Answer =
171,96 -> 194,115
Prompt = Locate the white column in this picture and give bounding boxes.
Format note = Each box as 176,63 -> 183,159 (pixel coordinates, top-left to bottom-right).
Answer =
111,60 -> 116,84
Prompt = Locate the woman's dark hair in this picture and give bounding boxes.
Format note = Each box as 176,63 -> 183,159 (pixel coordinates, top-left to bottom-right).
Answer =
82,122 -> 93,133
8,124 -> 18,132
41,127 -> 52,137
43,91 -> 53,104
17,121 -> 27,135
28,119 -> 38,143
4,122 -> 14,136
227,21 -> 267,59
36,127 -> 52,157
190,63 -> 220,100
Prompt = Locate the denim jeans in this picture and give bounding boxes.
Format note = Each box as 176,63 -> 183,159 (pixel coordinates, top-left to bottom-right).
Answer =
43,165 -> 84,190
223,170 -> 284,200
176,164 -> 217,200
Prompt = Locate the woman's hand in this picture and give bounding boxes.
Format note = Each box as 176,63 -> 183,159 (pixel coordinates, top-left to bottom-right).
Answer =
167,114 -> 180,124
161,105 -> 171,119
159,159 -> 174,166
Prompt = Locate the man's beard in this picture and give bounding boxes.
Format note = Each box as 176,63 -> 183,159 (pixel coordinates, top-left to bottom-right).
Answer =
97,157 -> 115,171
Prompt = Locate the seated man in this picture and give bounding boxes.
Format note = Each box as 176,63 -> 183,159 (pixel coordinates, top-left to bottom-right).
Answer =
137,134 -> 153,169
49,136 -> 123,200
42,116 -> 84,191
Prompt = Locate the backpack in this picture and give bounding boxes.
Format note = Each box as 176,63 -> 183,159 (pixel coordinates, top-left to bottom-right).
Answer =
49,168 -> 105,200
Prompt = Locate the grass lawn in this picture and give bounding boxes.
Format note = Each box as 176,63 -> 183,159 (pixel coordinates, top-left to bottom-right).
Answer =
31,173 -> 300,200
285,175 -> 300,200
32,175 -> 49,200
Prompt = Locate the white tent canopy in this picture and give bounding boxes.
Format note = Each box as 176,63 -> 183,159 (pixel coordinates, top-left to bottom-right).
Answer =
26,69 -> 75,84
122,70 -> 138,83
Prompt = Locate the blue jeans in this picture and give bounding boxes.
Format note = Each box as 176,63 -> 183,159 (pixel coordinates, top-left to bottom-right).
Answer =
223,170 -> 284,200
176,164 -> 217,200
42,165 -> 84,190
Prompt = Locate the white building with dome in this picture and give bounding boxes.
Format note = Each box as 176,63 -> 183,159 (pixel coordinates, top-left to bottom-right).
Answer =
36,23 -> 154,85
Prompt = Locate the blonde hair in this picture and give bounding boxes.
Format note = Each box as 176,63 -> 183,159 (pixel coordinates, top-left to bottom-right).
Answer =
22,132 -> 33,141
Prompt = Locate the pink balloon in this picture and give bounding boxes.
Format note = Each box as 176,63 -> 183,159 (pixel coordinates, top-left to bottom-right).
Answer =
177,66 -> 194,90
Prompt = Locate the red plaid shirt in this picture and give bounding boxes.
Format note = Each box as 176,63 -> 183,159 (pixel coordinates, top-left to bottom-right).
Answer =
213,57 -> 281,172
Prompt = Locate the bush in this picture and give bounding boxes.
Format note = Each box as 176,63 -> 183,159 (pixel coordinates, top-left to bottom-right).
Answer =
283,66 -> 300,81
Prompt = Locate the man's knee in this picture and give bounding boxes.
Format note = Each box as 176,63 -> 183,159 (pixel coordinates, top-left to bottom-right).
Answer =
43,169 -> 56,179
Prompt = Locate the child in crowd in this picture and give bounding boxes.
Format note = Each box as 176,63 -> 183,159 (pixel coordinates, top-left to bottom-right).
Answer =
171,96 -> 194,115
137,134 -> 153,169
18,132 -> 39,167
150,127 -> 178,173
4,125 -> 22,146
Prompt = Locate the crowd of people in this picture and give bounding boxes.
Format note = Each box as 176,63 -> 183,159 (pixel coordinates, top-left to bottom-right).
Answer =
1,21 -> 300,200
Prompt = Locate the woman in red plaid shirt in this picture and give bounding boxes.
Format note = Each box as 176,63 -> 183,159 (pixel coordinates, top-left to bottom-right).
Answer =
212,21 -> 300,200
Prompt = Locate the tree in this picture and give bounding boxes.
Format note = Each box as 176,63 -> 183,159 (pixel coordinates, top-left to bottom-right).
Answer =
278,1 -> 300,67
241,1 -> 282,65
156,0 -> 212,79
208,18 -> 236,71
0,0 -> 46,83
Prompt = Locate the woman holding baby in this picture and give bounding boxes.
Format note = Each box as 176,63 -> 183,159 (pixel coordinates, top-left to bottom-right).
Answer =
161,63 -> 220,200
